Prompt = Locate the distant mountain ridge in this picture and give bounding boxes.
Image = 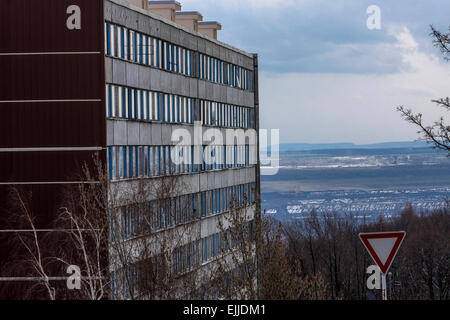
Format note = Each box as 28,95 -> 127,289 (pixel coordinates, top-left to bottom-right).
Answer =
271,141 -> 431,152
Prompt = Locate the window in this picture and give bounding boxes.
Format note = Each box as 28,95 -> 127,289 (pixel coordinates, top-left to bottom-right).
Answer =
107,144 -> 252,180
105,23 -> 196,78
199,100 -> 254,129
106,84 -> 195,125
105,22 -> 254,89
108,183 -> 255,245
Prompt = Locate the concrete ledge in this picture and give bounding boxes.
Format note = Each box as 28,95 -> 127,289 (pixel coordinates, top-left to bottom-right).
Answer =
109,167 -> 257,201
107,120 -> 258,146
105,57 -> 255,107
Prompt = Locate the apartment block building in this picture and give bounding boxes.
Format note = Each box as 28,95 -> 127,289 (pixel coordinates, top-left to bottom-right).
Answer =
0,0 -> 259,299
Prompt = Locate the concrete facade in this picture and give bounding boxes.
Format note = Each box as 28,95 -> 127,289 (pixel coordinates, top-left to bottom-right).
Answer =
0,0 -> 258,300
105,0 -> 259,299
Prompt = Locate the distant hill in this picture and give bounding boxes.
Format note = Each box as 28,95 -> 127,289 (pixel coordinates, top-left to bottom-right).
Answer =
269,141 -> 431,152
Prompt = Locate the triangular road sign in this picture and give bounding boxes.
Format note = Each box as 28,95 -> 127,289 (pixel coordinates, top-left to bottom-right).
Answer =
359,231 -> 406,275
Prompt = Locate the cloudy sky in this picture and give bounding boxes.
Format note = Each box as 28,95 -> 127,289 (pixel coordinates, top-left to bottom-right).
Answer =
181,0 -> 450,144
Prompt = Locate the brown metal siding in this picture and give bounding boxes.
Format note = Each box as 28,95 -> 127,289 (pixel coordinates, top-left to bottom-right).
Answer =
0,151 -> 103,182
0,0 -> 106,298
0,0 -> 104,53
0,101 -> 105,148
0,54 -> 104,100
0,0 -> 106,178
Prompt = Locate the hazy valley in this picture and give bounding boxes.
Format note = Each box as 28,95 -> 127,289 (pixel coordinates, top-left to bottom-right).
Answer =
261,144 -> 450,222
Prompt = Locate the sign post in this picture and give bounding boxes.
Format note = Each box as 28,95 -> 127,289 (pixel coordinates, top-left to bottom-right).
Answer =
359,231 -> 406,300
381,273 -> 387,300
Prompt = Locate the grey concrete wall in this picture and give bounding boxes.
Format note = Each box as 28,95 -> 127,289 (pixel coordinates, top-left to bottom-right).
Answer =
107,120 -> 257,147
109,166 -> 256,204
114,203 -> 256,268
105,57 -> 255,108
105,0 -> 259,246
199,205 -> 256,239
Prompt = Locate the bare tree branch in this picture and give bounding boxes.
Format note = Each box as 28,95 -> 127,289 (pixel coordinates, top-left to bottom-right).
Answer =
397,26 -> 450,156
397,106 -> 450,155
430,25 -> 450,60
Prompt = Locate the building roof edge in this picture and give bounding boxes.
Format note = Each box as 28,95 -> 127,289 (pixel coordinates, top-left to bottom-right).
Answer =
108,0 -> 254,59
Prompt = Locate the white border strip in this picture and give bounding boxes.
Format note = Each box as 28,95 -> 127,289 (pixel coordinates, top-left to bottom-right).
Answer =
0,147 -> 104,152
0,99 -> 102,103
0,182 -> 101,185
0,276 -> 104,281
0,52 -> 101,56
0,229 -> 102,233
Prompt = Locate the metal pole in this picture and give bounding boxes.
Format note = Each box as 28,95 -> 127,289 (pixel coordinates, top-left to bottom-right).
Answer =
381,274 -> 387,300
389,272 -> 392,300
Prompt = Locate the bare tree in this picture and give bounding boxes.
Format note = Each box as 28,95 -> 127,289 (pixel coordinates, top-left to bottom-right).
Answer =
260,216 -> 329,300
1,158 -> 110,300
53,158 -> 110,300
430,25 -> 450,60
108,171 -> 202,300
398,25 -> 450,155
43,155 -> 206,300
205,191 -> 329,300
6,152 -> 264,300
7,188 -> 56,300
207,194 -> 258,300
278,205 -> 450,300
393,206 -> 450,300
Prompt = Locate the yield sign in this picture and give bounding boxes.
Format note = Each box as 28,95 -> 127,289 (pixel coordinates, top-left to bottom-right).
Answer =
359,231 -> 406,274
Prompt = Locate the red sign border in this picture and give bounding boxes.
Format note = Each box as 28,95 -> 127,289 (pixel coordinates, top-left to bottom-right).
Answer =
359,231 -> 406,274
